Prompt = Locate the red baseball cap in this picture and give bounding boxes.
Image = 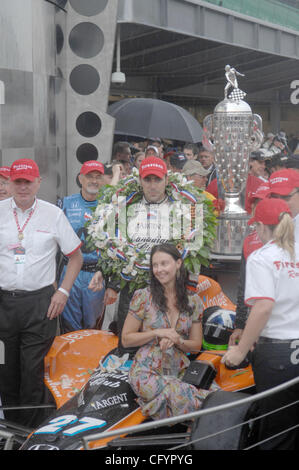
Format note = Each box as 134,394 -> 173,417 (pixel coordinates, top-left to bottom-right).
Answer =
10,159 -> 40,181
0,166 -> 11,179
248,182 -> 270,206
269,169 -> 299,196
248,198 -> 291,226
80,160 -> 104,175
139,156 -> 167,179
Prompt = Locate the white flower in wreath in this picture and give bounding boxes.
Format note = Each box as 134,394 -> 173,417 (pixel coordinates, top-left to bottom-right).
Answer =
171,190 -> 181,201
95,223 -> 108,238
132,167 -> 139,177
126,246 -> 136,257
107,247 -> 117,260
111,194 -> 118,204
86,168 -> 217,291
122,255 -> 137,274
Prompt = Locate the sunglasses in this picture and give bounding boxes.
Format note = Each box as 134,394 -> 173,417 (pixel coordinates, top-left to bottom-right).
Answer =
271,189 -> 299,201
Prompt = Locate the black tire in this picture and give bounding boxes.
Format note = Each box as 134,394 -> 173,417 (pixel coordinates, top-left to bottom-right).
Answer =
191,390 -> 258,450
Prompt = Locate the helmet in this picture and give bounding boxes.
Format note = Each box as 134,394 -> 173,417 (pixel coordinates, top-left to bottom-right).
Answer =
202,306 -> 235,351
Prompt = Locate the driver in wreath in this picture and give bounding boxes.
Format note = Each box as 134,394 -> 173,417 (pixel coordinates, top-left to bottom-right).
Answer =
89,156 -> 200,352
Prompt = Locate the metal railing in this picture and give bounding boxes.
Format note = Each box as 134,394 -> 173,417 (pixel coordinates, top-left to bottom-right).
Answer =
0,404 -> 55,450
80,375 -> 299,450
0,430 -> 16,450
0,377 -> 298,450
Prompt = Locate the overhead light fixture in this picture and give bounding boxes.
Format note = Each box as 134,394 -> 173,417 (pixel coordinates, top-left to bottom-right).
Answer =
111,25 -> 126,85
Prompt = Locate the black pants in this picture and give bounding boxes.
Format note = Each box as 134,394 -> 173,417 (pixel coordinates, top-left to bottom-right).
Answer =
0,285 -> 56,428
252,340 -> 299,450
115,285 -> 138,356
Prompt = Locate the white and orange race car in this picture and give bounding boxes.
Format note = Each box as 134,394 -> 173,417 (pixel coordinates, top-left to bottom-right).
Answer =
18,275 -> 257,451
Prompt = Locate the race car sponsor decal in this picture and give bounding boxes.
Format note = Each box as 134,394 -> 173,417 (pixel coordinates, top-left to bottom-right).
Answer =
91,392 -> 128,410
34,415 -> 106,436
44,373 -> 63,398
204,291 -> 231,308
61,330 -> 100,344
196,278 -> 212,293
28,444 -> 59,450
89,371 -> 129,388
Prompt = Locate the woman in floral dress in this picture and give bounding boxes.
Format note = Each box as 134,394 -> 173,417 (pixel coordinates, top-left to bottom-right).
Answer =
121,243 -> 208,420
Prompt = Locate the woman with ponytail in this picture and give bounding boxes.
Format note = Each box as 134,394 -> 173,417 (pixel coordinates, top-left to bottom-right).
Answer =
122,243 -> 207,420
222,198 -> 299,450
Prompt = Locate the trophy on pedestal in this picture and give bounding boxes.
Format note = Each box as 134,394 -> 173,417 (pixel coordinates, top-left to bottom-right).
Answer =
203,65 -> 264,256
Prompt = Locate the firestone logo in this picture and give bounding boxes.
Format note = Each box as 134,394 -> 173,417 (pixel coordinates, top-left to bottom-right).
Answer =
270,176 -> 288,184
13,164 -> 33,170
85,162 -> 101,168
141,163 -> 164,170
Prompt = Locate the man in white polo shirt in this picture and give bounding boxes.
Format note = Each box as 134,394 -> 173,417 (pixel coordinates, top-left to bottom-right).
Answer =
0,158 -> 83,428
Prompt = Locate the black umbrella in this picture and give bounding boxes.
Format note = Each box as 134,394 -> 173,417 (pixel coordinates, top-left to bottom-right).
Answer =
108,98 -> 203,143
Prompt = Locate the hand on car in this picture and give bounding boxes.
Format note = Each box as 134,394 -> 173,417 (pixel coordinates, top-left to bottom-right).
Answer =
221,346 -> 246,368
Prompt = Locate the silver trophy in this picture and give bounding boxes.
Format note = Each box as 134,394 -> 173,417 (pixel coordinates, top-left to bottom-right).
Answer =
203,65 -> 263,256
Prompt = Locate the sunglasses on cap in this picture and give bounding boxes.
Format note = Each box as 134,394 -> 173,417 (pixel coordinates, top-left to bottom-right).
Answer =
271,189 -> 299,201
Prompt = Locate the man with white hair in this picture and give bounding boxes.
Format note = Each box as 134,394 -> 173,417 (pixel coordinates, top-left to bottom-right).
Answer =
0,158 -> 82,427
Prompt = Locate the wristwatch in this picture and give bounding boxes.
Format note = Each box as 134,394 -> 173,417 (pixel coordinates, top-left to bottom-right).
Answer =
179,336 -> 185,346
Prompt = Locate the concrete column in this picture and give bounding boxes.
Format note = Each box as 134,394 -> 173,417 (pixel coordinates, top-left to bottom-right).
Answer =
63,0 -> 118,195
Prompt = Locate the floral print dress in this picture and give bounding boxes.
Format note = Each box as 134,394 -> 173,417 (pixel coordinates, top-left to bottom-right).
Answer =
128,287 -> 209,420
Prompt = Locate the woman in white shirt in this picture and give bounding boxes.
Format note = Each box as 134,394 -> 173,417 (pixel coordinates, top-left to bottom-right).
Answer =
222,197 -> 299,450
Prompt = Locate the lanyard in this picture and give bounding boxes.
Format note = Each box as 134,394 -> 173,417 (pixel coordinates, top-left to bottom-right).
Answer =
13,204 -> 36,241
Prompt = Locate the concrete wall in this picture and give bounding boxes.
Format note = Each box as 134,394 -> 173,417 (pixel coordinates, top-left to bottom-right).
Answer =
62,0 -> 118,195
0,0 -> 65,203
0,0 -> 118,202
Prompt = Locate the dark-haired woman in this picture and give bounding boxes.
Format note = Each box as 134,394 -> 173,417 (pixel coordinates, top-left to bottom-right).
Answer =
121,244 -> 207,420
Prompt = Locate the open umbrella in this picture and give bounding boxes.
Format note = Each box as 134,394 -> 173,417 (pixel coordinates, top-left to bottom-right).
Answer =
108,98 -> 203,143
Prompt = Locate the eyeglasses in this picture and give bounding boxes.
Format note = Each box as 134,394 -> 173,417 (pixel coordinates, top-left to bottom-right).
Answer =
0,180 -> 9,186
271,189 -> 299,201
84,174 -> 103,181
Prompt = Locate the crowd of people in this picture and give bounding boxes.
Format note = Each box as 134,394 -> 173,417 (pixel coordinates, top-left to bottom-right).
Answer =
0,128 -> 299,450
